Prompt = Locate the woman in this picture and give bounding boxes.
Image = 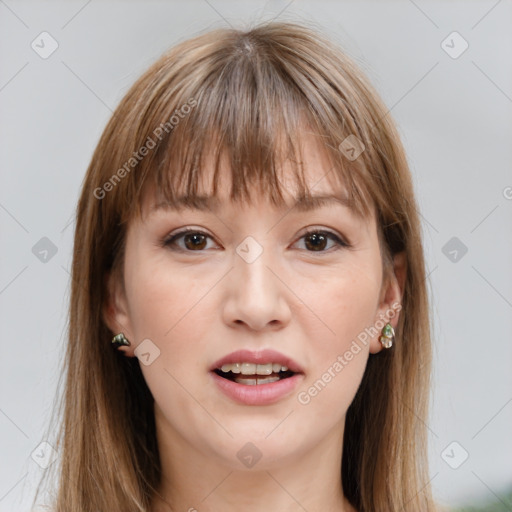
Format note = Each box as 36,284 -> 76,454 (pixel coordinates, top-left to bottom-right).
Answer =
34,21 -> 438,512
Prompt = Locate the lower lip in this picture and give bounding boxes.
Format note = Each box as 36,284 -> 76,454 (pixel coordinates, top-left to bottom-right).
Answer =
210,371 -> 304,406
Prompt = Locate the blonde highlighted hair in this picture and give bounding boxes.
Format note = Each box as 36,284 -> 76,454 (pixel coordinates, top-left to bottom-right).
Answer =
34,21 -> 437,511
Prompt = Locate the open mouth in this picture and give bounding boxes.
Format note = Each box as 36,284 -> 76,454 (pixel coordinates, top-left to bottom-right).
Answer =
213,368 -> 297,385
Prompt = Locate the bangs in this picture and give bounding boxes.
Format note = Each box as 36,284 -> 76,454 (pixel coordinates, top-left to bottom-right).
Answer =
117,27 -> 377,224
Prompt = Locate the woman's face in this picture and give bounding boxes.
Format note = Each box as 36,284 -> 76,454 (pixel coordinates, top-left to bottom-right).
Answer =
106,134 -> 403,471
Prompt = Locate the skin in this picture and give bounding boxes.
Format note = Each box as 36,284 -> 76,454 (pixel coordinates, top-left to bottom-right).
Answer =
105,134 -> 406,512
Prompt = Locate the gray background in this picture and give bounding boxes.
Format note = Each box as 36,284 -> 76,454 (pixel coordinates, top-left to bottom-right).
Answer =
1,1 -> 511,510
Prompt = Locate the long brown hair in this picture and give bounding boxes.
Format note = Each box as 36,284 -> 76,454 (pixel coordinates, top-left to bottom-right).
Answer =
33,21 -> 438,511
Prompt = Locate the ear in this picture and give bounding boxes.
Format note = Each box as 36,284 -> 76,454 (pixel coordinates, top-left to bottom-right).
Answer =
369,251 -> 407,354
103,269 -> 136,357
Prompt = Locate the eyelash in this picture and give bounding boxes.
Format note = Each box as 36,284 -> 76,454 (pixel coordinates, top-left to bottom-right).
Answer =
162,228 -> 350,253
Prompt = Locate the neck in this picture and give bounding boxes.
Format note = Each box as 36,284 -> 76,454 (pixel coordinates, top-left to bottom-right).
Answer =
150,407 -> 357,512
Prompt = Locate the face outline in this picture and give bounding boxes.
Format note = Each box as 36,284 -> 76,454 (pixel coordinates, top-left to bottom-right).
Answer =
104,133 -> 405,477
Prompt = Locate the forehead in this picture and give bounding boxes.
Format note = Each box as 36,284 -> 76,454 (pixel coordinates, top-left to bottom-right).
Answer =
149,193 -> 356,219
145,164 -> 359,218
139,131 -> 374,221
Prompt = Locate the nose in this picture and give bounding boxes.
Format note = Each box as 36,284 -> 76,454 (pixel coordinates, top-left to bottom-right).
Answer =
222,245 -> 292,332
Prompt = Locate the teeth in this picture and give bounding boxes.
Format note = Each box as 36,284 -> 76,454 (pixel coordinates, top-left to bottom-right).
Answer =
236,377 -> 257,385
221,363 -> 241,373
256,363 -> 272,375
234,375 -> 280,385
241,363 -> 257,375
218,363 -> 290,375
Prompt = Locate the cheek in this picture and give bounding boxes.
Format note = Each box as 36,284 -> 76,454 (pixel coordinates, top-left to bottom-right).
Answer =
308,258 -> 381,347
124,250 -> 218,390
125,259 -> 215,423
125,247 -> 209,340
297,262 -> 381,411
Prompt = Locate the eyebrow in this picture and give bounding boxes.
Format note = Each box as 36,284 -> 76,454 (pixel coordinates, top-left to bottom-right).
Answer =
149,194 -> 355,215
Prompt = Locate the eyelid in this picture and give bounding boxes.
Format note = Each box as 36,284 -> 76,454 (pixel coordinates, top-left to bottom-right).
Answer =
300,227 -> 349,247
162,226 -> 350,252
162,227 -> 217,250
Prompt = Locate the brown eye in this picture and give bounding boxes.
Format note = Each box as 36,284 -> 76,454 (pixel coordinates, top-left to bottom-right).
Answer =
164,229 -> 213,251
304,232 -> 328,251
182,233 -> 207,250
298,230 -> 348,252
163,228 -> 348,253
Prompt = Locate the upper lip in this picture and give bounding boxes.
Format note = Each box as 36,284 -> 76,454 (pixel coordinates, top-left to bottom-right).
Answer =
210,349 -> 305,374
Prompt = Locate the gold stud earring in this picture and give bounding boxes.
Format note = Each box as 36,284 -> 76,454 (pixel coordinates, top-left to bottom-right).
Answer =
379,323 -> 395,349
